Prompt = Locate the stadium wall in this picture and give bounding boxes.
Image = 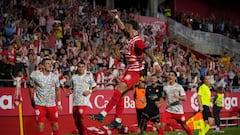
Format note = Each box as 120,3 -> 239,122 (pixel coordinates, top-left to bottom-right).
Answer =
0,88 -> 239,135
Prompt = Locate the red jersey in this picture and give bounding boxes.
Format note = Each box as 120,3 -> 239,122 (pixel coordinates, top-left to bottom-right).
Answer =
2,49 -> 16,64
124,35 -> 146,71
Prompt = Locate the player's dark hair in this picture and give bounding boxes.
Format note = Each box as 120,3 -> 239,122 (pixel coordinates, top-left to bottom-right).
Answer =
125,20 -> 139,30
42,58 -> 51,64
169,70 -> 177,77
77,60 -> 85,65
62,71 -> 69,76
151,73 -> 157,77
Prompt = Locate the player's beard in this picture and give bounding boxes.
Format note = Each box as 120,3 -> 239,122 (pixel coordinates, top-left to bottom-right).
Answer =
45,68 -> 51,73
124,31 -> 130,38
78,70 -> 84,75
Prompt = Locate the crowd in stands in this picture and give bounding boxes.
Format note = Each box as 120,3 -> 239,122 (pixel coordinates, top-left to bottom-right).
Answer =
172,10 -> 240,42
0,0 -> 239,92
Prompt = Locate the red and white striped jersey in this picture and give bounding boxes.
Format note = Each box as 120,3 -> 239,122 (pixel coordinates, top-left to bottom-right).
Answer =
123,35 -> 146,71
209,61 -> 216,70
112,23 -> 119,33
16,26 -> 24,37
33,40 -> 42,54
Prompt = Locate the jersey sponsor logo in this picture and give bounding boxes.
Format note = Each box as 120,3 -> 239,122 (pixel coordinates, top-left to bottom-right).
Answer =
0,95 -> 14,110
181,116 -> 185,122
124,74 -> 132,81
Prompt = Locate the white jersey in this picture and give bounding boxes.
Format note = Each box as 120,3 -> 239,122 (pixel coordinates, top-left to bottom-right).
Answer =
72,71 -> 97,106
163,83 -> 186,114
30,71 -> 60,107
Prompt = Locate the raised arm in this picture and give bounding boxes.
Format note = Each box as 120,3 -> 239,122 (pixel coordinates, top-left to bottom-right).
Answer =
144,48 -> 162,74
111,9 -> 125,30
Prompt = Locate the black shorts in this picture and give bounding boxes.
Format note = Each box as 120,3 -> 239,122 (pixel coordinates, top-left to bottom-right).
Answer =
142,107 -> 160,123
202,105 -> 212,121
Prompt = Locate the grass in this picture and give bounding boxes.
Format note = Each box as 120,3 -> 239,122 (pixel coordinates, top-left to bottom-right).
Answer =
62,127 -> 240,135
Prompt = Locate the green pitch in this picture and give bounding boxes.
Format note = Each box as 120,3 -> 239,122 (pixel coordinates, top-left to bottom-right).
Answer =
63,127 -> 240,135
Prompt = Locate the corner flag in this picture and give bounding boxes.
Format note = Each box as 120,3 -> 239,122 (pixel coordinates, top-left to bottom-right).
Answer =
14,77 -> 24,135
186,112 -> 205,130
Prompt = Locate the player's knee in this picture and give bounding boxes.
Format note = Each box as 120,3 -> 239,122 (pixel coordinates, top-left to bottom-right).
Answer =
79,118 -> 83,122
51,123 -> 59,130
155,122 -> 161,129
159,123 -> 166,129
117,83 -> 128,92
37,123 -> 45,131
208,117 -> 215,125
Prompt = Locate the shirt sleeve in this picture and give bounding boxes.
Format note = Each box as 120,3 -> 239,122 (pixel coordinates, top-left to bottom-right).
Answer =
134,36 -> 147,51
159,86 -> 166,99
89,73 -> 97,88
29,71 -> 37,87
198,85 -> 203,96
54,74 -> 60,88
179,85 -> 186,96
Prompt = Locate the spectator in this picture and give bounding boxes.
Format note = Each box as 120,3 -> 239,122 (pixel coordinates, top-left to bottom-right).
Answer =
59,71 -> 71,96
232,71 -> 240,92
89,58 -> 99,76
95,66 -> 105,89
12,69 -> 28,87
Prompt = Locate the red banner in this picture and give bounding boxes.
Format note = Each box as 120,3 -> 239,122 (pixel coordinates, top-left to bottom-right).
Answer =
135,15 -> 169,35
0,87 -> 239,116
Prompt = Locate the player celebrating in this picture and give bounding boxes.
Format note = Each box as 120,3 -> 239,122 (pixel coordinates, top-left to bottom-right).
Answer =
70,61 -> 97,135
90,9 -> 162,129
158,71 -> 192,135
29,58 -> 62,135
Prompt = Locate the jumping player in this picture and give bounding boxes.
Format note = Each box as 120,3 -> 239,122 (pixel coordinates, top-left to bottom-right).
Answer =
90,9 -> 162,129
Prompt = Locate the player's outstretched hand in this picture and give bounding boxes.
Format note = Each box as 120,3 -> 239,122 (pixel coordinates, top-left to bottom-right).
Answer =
110,9 -> 119,19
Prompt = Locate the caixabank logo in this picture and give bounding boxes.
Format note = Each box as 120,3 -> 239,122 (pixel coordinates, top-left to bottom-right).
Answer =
68,94 -> 136,114
0,95 -> 14,110
190,93 -> 238,111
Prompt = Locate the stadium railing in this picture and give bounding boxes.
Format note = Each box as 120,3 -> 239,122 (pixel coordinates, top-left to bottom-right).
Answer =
220,117 -> 240,128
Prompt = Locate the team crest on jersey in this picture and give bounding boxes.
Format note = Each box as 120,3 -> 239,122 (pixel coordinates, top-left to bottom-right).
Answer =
124,74 -> 132,81
181,116 -> 185,122
52,80 -> 55,86
35,109 -> 40,116
86,71 -> 91,75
